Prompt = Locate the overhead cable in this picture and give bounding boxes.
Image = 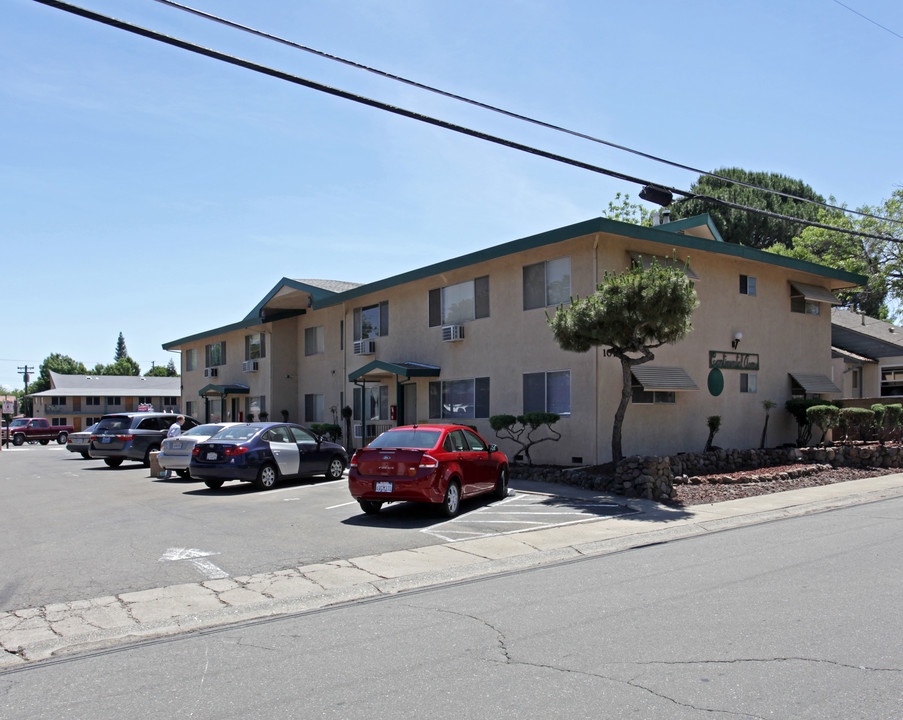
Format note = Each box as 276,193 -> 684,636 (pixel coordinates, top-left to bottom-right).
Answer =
31,0 -> 898,244
149,0 -> 902,228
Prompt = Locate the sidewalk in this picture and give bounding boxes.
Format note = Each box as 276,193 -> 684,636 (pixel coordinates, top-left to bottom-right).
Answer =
3,473 -> 903,667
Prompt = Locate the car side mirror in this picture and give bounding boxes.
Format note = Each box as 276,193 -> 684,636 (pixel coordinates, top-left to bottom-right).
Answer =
488,444 -> 498,454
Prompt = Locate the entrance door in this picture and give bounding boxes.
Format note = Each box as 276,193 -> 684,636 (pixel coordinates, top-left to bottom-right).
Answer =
403,384 -> 417,425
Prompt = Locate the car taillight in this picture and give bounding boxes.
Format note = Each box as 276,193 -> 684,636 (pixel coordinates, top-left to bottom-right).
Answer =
116,434 -> 133,441
419,454 -> 439,468
192,446 -> 201,456
349,451 -> 359,469
223,446 -> 248,456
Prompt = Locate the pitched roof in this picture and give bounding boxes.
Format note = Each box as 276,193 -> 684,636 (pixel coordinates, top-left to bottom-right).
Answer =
29,372 -> 181,397
831,308 -> 903,359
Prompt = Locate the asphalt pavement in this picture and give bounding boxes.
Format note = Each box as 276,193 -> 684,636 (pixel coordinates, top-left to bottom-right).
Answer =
3,472 -> 903,666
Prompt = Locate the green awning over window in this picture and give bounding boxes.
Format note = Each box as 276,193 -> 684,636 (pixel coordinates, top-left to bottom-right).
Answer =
789,373 -> 841,394
631,366 -> 699,391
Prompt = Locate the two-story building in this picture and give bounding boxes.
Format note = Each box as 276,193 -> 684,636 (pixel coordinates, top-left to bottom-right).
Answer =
163,213 -> 862,464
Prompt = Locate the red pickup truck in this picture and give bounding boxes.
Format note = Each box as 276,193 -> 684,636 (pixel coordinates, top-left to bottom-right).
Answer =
6,418 -> 74,446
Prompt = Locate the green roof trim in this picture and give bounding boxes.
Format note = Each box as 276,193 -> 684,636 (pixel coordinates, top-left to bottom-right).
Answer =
655,215 -> 726,243
198,383 -> 250,396
348,360 -> 441,382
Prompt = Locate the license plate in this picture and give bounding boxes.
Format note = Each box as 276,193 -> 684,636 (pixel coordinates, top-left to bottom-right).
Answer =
170,442 -> 181,450
102,436 -> 111,443
375,481 -> 393,493
207,452 -> 218,460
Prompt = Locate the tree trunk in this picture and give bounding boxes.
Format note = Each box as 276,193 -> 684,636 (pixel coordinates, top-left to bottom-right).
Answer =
611,359 -> 633,462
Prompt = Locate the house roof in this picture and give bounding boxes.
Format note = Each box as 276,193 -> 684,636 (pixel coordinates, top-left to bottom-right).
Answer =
831,308 -> 903,360
163,214 -> 865,350
29,372 -> 181,398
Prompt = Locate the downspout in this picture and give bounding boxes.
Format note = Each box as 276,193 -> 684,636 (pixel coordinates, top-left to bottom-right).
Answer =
593,233 -> 600,464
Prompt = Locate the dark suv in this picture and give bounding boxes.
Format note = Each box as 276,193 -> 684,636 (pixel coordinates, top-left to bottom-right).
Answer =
89,412 -> 198,468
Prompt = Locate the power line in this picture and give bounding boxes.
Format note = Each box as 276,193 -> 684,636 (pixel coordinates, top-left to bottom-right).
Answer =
149,0 -> 902,228
831,0 -> 903,41
32,0 -> 898,244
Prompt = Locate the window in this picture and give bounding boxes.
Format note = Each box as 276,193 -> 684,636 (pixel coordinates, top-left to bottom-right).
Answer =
791,295 -> 821,315
353,386 -> 389,421
85,417 -> 101,426
305,393 -> 325,423
428,276 -> 490,327
630,378 -> 675,405
86,396 -> 101,406
137,396 -> 153,405
50,396 -> 66,405
523,371 -> 571,415
428,378 -> 490,419
852,368 -> 860,391
51,417 -> 68,426
523,257 -> 571,310
107,397 -> 121,406
881,367 -> 903,397
740,275 -> 757,296
290,426 -> 317,444
245,333 -> 266,361
740,373 -> 757,393
164,396 -> 178,405
246,396 -> 266,419
205,341 -> 226,367
353,301 -> 388,341
305,326 -> 325,356
185,348 -> 197,372
185,401 -> 196,419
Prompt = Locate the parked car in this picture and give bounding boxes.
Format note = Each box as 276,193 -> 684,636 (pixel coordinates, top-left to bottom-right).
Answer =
6,417 -> 74,446
348,424 -> 509,517
65,423 -> 100,459
89,412 -> 199,468
157,422 -> 238,479
190,422 -> 349,490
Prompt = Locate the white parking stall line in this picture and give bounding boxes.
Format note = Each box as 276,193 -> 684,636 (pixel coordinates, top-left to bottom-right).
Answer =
326,500 -> 358,510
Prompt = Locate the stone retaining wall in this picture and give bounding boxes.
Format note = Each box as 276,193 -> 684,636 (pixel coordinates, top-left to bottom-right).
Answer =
509,443 -> 903,502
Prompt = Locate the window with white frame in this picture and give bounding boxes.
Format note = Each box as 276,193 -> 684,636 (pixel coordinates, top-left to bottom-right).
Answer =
523,371 -> 571,415
246,396 -> 266,420
305,326 -> 325,356
880,366 -> 903,397
740,373 -> 757,393
353,302 -> 388,341
428,378 -> 490,419
740,275 -> 757,296
185,348 -> 197,372
304,394 -> 325,423
245,332 -> 266,361
205,341 -> 226,367
353,385 -> 389,421
523,257 -> 571,310
428,276 -> 490,326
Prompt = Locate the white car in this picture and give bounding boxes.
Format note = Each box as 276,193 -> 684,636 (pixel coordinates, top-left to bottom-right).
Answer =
158,423 -> 239,478
66,423 -> 99,459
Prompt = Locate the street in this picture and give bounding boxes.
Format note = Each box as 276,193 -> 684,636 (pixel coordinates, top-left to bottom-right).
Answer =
0,444 -> 630,612
2,493 -> 901,718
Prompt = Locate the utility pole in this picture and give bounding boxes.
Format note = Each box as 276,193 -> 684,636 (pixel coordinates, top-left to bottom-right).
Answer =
18,365 -> 33,417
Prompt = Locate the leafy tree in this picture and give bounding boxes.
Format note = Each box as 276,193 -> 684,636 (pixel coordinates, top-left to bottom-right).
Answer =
548,257 -> 698,462
144,365 -> 171,377
103,357 -> 140,376
30,353 -> 88,394
114,333 -> 129,362
703,415 -> 721,453
166,359 -> 178,376
670,168 -> 825,248
90,363 -> 106,375
602,192 -> 653,226
489,412 -> 561,465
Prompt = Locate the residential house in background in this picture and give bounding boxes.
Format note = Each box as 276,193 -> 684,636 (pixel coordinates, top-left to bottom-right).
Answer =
29,372 -> 182,431
163,214 -> 862,464
831,308 -> 903,402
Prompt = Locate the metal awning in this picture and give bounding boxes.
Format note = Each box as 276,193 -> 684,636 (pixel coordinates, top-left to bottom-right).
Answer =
789,281 -> 841,305
630,252 -> 700,280
631,366 -> 699,391
198,383 -> 250,397
789,372 -> 841,394
348,360 -> 441,383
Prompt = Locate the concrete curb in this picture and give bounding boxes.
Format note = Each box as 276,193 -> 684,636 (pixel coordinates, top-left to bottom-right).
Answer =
3,474 -> 903,667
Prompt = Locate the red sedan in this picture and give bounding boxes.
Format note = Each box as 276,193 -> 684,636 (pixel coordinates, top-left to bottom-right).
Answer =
348,424 -> 509,517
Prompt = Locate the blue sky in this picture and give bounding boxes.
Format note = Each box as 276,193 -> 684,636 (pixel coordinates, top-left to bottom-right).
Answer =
2,0 -> 901,391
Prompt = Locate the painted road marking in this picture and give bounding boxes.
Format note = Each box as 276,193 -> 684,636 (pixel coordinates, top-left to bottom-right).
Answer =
159,547 -> 229,579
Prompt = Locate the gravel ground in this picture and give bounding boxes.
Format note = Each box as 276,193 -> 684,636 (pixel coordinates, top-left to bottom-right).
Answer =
668,465 -> 900,506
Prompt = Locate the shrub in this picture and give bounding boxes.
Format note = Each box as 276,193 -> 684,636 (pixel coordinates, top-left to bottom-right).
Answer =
885,404 -> 903,441
837,407 -> 874,443
310,423 -> 342,442
871,403 -> 887,443
786,398 -> 835,446
704,415 -> 721,453
806,405 -> 840,445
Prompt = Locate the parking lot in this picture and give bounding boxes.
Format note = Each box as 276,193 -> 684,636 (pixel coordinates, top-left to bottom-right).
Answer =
0,444 -> 633,612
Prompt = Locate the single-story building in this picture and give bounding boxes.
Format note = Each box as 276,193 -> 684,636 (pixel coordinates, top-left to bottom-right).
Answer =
163,213 -> 862,464
831,308 -> 903,402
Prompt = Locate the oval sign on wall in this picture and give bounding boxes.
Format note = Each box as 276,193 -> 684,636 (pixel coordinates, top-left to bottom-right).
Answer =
708,368 -> 724,396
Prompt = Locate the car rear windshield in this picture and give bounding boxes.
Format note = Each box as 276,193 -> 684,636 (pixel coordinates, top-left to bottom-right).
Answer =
96,417 -> 131,432
183,424 -> 224,437
368,429 -> 441,450
210,425 -> 261,442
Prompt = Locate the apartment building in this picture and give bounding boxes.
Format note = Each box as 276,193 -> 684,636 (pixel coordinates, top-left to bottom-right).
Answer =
163,214 -> 862,464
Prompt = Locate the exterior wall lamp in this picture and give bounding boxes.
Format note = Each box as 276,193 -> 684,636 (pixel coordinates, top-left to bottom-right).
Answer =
732,331 -> 743,349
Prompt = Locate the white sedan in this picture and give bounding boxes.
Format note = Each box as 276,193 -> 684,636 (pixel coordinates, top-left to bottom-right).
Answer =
158,423 -> 239,478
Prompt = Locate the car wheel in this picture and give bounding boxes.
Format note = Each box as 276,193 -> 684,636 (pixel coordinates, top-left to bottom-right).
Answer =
176,469 -> 190,479
80,452 -> 90,459
204,480 -> 224,490
326,456 -> 345,480
13,434 -> 24,446
104,458 -> 123,468
254,463 -> 279,490
494,467 -> 509,499
440,480 -> 461,518
143,445 -> 160,468
358,499 -> 383,515
57,433 -> 68,444
39,440 -> 50,445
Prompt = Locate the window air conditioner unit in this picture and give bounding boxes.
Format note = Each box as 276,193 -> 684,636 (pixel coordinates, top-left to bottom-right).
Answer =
203,367 -> 218,378
242,360 -> 259,372
353,340 -> 376,355
441,325 -> 465,342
